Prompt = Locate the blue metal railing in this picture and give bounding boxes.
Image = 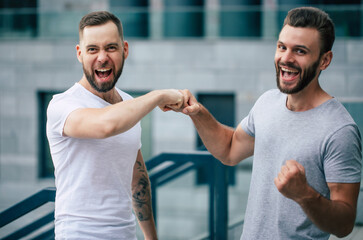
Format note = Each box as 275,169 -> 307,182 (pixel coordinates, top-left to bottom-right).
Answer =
145,152 -> 229,239
0,187 -> 55,240
0,152 -> 229,240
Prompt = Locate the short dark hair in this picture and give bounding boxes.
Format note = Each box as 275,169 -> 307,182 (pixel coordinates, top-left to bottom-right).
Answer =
283,7 -> 335,54
79,11 -> 124,41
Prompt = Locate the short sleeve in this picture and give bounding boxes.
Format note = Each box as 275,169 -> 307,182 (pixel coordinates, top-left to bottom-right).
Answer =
47,96 -> 83,137
240,108 -> 256,138
324,125 -> 362,183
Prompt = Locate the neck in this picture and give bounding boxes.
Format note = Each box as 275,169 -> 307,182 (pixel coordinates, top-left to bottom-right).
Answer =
286,81 -> 332,112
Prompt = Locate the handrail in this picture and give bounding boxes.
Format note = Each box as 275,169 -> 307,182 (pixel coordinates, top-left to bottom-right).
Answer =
0,187 -> 56,240
0,152 -> 229,240
145,151 -> 229,239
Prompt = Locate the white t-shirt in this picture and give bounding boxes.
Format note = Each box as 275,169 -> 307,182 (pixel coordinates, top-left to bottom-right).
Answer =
46,83 -> 141,240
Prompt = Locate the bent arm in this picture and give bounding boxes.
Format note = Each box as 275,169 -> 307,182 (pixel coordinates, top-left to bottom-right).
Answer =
64,89 -> 182,139
275,160 -> 360,237
132,150 -> 157,240
189,104 -> 254,166
298,182 -> 360,238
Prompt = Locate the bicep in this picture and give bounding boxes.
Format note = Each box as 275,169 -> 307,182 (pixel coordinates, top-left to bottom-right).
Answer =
63,107 -> 108,139
228,124 -> 255,165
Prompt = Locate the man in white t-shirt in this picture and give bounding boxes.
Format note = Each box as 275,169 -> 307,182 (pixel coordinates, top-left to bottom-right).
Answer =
47,11 -> 183,240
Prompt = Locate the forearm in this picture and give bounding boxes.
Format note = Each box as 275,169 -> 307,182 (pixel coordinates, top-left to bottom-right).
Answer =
132,154 -> 157,239
132,181 -> 157,239
298,187 -> 356,237
190,104 -> 234,164
102,90 -> 164,137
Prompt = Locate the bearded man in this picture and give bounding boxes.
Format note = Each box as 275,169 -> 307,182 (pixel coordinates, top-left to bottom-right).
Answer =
177,7 -> 361,240
47,11 -> 183,240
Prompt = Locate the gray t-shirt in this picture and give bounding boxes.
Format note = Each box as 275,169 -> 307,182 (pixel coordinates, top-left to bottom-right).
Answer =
240,89 -> 362,240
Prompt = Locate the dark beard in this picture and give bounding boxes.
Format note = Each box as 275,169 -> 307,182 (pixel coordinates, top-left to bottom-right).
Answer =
84,54 -> 125,93
276,57 -> 321,94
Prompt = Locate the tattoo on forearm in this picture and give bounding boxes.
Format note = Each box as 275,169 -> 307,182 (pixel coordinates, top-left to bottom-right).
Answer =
135,159 -> 146,173
133,160 -> 152,222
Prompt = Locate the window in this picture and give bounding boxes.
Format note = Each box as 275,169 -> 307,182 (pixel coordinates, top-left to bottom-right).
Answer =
163,0 -> 204,37
111,0 -> 149,38
0,0 -> 37,37
38,91 -> 59,178
196,93 -> 236,185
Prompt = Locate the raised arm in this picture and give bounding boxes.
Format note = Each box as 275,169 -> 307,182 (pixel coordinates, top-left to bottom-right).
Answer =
132,150 -> 157,240
181,89 -> 254,166
63,89 -> 183,139
275,160 -> 360,237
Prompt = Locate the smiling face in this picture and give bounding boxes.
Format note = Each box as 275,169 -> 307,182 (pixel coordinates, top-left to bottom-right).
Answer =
77,21 -> 128,93
274,25 -> 323,94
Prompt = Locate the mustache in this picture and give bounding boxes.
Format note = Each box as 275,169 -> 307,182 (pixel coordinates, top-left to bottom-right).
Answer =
94,62 -> 112,69
278,62 -> 301,72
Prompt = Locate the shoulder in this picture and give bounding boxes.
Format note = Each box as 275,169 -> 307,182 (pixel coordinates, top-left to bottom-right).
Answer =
258,89 -> 284,101
252,89 -> 285,109
47,84 -> 88,119
321,99 -> 361,146
324,99 -> 357,126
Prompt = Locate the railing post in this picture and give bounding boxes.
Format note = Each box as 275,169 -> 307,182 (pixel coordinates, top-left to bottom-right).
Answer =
214,158 -> 228,239
208,157 -> 215,239
151,183 -> 158,227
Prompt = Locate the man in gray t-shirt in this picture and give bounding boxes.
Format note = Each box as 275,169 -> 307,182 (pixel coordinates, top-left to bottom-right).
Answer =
177,7 -> 362,240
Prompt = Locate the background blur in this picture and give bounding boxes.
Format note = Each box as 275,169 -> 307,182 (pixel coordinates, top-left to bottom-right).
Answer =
0,0 -> 362,239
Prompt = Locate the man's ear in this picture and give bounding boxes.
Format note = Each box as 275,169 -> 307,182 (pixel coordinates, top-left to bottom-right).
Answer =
76,44 -> 82,63
320,51 -> 333,71
123,41 -> 129,60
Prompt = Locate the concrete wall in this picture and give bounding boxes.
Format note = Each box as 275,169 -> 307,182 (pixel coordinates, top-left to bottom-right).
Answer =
0,38 -> 362,181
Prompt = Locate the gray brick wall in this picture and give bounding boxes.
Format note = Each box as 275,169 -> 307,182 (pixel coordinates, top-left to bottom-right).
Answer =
0,39 -> 362,181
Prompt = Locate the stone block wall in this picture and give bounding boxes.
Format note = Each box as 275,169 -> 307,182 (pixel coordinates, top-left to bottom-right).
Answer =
0,38 -> 362,181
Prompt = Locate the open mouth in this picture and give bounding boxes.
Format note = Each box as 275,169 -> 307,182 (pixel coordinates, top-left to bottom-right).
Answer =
95,68 -> 112,81
280,66 -> 299,81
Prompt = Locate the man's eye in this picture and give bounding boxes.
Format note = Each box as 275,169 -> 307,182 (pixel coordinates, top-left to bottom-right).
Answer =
108,46 -> 117,51
296,49 -> 306,54
278,45 -> 286,50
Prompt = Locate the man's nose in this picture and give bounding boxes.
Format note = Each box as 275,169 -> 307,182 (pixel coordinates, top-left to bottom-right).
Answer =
97,50 -> 109,63
280,50 -> 294,64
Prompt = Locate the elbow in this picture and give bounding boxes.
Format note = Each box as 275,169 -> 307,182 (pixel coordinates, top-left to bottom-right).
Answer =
334,224 -> 354,238
220,156 -> 239,166
97,116 -> 130,138
332,219 -> 355,238
97,123 -> 118,139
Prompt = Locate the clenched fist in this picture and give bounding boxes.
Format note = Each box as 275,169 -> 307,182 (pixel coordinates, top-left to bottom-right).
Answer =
274,160 -> 310,203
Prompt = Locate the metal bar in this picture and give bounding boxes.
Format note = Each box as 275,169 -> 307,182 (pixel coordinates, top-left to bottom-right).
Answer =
2,212 -> 54,240
209,159 -> 215,240
0,188 -> 55,228
149,161 -> 185,182
151,183 -> 158,227
214,160 -> 228,239
30,228 -> 55,240
157,162 -> 196,186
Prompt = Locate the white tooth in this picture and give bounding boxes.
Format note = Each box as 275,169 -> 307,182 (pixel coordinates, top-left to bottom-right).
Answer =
281,67 -> 297,73
98,69 -> 110,72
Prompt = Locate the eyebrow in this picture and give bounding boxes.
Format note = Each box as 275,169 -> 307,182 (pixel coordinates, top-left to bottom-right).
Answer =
278,40 -> 311,52
85,43 -> 120,49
